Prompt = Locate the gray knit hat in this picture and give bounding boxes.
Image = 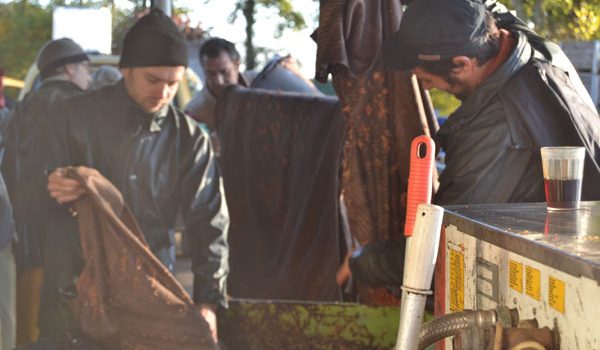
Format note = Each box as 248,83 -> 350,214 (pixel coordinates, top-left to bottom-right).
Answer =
37,38 -> 89,79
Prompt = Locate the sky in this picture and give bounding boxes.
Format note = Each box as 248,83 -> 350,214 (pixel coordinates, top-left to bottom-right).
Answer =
179,0 -> 320,78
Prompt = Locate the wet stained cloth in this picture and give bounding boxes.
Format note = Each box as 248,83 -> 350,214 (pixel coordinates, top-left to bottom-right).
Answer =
67,166 -> 216,350
315,0 -> 437,304
216,86 -> 344,301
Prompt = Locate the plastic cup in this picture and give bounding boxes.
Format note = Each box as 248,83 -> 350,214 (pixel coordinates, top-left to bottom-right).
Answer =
541,147 -> 585,210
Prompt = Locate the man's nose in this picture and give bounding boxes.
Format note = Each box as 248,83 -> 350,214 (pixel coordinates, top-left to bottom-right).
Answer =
213,74 -> 225,86
159,83 -> 170,99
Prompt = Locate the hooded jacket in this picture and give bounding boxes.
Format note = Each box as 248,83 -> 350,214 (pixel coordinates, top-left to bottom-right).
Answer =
435,30 -> 600,205
36,81 -> 229,335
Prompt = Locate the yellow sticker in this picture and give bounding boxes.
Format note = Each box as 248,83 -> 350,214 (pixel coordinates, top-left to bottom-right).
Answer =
449,249 -> 464,312
509,260 -> 523,293
549,276 -> 565,314
525,266 -> 541,301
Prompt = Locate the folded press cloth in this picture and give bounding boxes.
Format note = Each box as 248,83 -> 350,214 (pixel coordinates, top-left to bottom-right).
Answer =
67,166 -> 216,350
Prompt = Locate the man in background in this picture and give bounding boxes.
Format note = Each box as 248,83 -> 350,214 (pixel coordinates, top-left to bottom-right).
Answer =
1,38 -> 91,346
185,37 -> 251,130
89,65 -> 122,90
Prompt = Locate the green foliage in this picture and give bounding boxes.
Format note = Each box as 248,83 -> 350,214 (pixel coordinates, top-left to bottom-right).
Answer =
228,0 -> 307,33
0,0 -> 314,77
257,0 -> 306,37
0,1 -> 52,80
428,88 -> 461,118
500,0 -> 600,41
222,0 -> 312,68
111,6 -> 137,54
0,0 -> 150,80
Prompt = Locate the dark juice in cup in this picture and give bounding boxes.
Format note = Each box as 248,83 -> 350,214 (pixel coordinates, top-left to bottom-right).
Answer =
544,178 -> 582,210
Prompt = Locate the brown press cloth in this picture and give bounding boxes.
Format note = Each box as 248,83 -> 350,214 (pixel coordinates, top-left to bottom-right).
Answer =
315,0 -> 438,304
66,167 -> 215,350
216,86 -> 344,302
315,0 -> 437,245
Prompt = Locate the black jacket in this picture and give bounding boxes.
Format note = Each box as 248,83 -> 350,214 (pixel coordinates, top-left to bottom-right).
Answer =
38,81 -> 228,317
1,79 -> 84,266
435,30 -> 600,204
0,108 -> 14,251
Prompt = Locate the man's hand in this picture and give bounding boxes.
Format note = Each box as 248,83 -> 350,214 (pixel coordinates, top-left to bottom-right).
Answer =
199,303 -> 218,343
47,169 -> 86,204
336,250 -> 354,286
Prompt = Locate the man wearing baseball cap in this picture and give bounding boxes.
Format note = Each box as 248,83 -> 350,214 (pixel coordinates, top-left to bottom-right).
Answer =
384,0 -> 600,204
37,9 -> 228,344
1,37 -> 91,346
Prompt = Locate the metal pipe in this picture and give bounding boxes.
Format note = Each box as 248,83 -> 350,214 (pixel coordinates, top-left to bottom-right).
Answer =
396,292 -> 428,350
418,309 -> 497,350
395,204 -> 444,350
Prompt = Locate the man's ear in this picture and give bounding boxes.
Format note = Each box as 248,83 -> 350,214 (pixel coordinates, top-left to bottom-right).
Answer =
452,56 -> 473,70
120,67 -> 131,79
63,63 -> 76,77
451,56 -> 474,74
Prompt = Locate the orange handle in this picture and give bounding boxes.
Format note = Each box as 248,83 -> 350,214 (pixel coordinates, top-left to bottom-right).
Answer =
404,135 -> 435,237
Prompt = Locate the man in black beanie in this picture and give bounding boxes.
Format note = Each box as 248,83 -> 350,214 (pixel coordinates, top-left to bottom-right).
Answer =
36,9 -> 228,344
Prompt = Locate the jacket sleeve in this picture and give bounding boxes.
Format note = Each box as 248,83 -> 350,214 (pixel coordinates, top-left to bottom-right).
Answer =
0,106 -> 17,192
33,102 -> 81,225
179,126 -> 229,308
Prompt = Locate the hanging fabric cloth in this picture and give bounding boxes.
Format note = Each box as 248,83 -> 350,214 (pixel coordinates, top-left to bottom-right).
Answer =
315,0 -> 438,304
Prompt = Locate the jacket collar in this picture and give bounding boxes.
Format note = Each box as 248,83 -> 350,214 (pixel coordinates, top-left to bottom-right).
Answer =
113,80 -> 173,132
40,77 -> 85,92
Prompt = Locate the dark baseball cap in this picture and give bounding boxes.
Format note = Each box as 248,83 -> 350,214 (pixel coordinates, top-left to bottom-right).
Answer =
384,0 -> 488,70
37,38 -> 89,79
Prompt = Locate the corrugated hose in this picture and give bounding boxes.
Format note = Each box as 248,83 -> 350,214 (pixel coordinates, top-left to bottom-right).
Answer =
418,309 -> 497,350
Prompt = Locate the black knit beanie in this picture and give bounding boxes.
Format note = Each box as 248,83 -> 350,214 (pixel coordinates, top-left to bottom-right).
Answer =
119,8 -> 189,68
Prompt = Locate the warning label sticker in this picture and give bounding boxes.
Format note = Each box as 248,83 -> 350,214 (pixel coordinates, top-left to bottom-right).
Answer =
525,266 -> 541,301
549,276 -> 565,314
509,260 -> 523,293
449,249 -> 464,312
